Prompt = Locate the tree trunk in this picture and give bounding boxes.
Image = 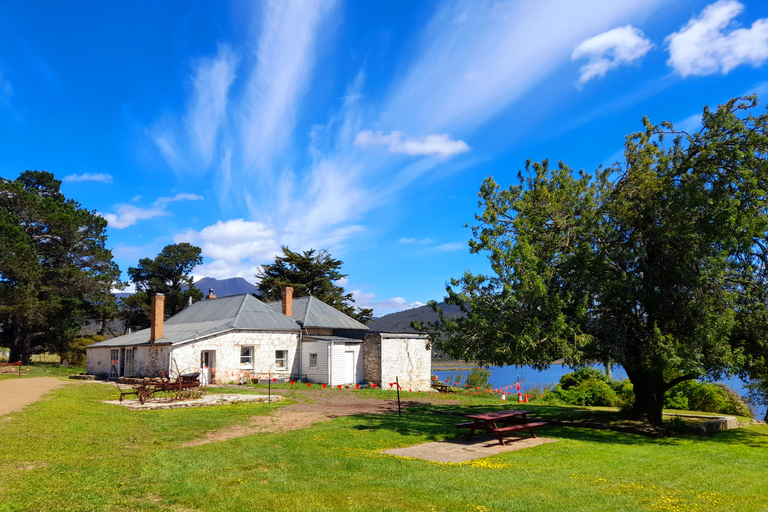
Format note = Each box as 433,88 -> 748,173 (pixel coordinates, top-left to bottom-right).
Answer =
625,368 -> 666,426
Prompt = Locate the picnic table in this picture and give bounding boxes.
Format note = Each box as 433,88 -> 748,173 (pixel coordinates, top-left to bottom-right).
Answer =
456,409 -> 547,445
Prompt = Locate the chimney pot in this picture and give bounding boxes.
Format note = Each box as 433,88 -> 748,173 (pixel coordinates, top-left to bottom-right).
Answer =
150,293 -> 165,343
206,288 -> 217,300
282,286 -> 294,317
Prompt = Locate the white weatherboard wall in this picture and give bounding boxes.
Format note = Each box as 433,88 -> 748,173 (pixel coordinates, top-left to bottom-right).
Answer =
329,342 -> 363,386
171,331 -> 299,384
301,340 -> 329,383
301,341 -> 363,385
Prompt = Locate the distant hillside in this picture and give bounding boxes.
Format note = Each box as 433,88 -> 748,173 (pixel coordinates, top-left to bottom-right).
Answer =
194,277 -> 261,298
367,302 -> 464,333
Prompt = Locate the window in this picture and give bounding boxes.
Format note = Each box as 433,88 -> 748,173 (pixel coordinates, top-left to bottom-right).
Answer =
309,353 -> 318,368
125,348 -> 135,377
240,346 -> 253,367
275,350 -> 287,369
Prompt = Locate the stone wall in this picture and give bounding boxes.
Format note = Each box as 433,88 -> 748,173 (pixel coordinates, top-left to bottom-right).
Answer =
363,333 -> 431,391
363,333 -> 382,384
170,331 -> 299,384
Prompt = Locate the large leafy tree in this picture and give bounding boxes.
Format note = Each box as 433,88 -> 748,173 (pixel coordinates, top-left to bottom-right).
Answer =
427,97 -> 768,425
257,246 -> 373,324
123,243 -> 203,331
0,171 -> 120,364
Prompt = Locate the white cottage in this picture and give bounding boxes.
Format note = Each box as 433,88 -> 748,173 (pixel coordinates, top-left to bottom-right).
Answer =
86,288 -> 432,389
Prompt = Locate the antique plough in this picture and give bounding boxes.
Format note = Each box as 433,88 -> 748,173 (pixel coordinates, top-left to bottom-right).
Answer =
117,369 -> 207,404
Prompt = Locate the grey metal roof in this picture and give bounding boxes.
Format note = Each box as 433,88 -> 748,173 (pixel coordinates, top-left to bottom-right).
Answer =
303,335 -> 363,343
266,295 -> 369,331
89,294 -> 299,348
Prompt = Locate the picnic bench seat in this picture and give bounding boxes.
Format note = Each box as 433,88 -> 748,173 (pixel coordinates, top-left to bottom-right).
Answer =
432,383 -> 450,392
491,421 -> 547,439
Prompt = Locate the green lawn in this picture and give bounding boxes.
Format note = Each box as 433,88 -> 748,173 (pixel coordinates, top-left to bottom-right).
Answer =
1,368 -> 766,512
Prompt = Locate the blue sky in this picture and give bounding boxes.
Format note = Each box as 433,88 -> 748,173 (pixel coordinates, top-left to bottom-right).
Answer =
1,0 -> 767,316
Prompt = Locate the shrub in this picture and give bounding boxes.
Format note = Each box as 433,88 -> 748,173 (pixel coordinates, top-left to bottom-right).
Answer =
464,368 -> 492,389
549,379 -> 619,407
664,380 -> 751,417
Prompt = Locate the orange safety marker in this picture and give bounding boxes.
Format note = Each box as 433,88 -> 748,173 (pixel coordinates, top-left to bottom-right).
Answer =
322,383 -> 327,389
524,393 -> 529,403
501,393 -> 506,401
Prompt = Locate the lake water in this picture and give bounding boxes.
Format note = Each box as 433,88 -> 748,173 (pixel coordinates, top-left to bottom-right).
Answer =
434,365 -> 766,420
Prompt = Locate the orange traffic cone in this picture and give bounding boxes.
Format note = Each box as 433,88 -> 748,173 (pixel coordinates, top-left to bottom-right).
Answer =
524,393 -> 529,403
518,392 -> 523,403
501,393 -> 506,402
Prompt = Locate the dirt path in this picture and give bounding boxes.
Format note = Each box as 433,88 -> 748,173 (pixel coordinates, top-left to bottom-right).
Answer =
0,377 -> 68,417
183,392 -> 459,447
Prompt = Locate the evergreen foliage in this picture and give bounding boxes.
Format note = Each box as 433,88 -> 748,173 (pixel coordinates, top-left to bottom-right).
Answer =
0,171 -> 120,363
425,97 -> 768,425
122,243 -> 203,331
257,246 -> 373,323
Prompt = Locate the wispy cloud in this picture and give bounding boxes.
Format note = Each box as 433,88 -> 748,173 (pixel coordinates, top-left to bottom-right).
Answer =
63,172 -> 113,183
148,0 -> 662,280
186,44 -> 239,166
355,131 -> 470,157
436,242 -> 464,252
102,194 -> 203,229
572,25 -> 653,86
666,0 -> 768,77
241,0 -> 337,170
383,0 -> 659,134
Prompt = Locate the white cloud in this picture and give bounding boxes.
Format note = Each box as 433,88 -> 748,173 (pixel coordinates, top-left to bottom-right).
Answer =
436,242 -> 464,252
102,205 -> 168,229
666,0 -> 768,77
186,44 -> 239,165
63,172 -> 113,183
572,25 -> 653,85
152,193 -> 204,209
175,219 -> 282,280
143,0 -> 662,283
101,194 -> 203,229
349,289 -> 425,317
355,130 -> 470,158
384,1 -> 660,134
398,237 -> 417,244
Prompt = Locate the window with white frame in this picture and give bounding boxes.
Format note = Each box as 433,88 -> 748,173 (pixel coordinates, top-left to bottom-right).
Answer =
240,346 -> 254,368
275,350 -> 287,369
125,348 -> 135,377
309,353 -> 318,368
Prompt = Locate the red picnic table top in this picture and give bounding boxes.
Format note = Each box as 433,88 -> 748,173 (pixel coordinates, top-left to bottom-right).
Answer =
464,409 -> 533,421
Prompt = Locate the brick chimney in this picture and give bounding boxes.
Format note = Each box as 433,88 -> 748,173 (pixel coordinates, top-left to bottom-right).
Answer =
206,288 -> 217,300
150,293 -> 165,343
282,286 -> 293,317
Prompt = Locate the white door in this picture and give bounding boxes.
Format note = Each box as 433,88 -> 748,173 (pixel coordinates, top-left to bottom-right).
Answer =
344,351 -> 355,384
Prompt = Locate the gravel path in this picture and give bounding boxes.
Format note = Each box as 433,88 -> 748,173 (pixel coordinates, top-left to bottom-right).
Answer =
0,377 -> 68,417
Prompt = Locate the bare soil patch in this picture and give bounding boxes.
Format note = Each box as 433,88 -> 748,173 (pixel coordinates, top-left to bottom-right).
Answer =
183,391 -> 456,447
0,377 -> 69,416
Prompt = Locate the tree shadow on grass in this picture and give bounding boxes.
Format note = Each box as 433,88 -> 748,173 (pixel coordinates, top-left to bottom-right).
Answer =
346,403 -> 766,448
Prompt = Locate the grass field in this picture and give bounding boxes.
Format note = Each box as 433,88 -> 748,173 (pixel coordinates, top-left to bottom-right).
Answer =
1,365 -> 766,512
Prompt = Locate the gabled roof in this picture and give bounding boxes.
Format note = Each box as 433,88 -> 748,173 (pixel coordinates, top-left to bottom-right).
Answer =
266,295 -> 369,331
89,294 -> 300,348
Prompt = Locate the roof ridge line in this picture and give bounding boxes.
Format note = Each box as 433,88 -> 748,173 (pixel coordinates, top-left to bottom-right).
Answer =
302,295 -> 312,326
231,293 -> 251,328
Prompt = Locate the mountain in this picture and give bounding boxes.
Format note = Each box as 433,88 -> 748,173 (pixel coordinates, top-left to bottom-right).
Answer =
366,302 -> 464,333
194,277 -> 261,298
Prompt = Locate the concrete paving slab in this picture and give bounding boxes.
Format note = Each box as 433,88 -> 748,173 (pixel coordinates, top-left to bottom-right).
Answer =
103,393 -> 281,410
383,435 -> 557,463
